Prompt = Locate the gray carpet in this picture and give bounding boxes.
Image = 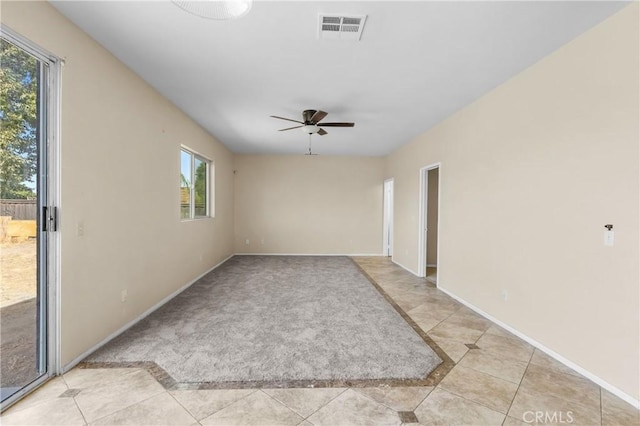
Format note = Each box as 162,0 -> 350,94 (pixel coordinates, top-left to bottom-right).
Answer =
88,256 -> 441,383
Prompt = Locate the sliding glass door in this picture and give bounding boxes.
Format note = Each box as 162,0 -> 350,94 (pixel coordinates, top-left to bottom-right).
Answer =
0,28 -> 59,409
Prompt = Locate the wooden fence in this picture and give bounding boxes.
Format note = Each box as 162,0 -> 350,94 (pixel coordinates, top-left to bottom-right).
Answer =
0,199 -> 37,220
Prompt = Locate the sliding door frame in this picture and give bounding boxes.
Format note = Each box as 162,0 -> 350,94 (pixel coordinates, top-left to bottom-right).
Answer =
0,24 -> 62,411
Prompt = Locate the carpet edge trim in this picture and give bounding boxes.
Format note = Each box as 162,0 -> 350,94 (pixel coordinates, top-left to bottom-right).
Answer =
349,258 -> 455,388
77,359 -> 448,391
79,257 -> 454,390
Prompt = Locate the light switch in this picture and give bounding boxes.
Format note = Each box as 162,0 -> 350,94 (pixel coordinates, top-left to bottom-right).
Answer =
604,230 -> 614,246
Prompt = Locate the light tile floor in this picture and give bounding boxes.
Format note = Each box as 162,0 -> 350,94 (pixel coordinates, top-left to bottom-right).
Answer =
2,257 -> 638,425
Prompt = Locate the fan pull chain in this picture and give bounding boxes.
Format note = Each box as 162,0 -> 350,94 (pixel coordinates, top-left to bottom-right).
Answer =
305,134 -> 318,155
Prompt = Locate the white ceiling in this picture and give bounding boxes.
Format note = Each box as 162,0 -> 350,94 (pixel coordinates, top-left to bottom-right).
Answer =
51,1 -> 628,156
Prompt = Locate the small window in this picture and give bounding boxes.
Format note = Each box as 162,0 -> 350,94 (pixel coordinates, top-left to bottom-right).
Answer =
180,147 -> 212,220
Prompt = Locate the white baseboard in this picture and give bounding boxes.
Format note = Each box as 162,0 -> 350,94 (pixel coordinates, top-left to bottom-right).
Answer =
62,254 -> 233,373
234,253 -> 381,257
438,287 -> 640,409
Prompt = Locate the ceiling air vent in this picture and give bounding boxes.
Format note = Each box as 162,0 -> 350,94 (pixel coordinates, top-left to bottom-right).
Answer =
318,14 -> 367,41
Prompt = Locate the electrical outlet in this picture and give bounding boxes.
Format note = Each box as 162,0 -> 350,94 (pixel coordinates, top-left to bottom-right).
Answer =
199,254 -> 203,261
245,239 -> 250,245
502,290 -> 508,301
261,239 -> 265,245
76,221 -> 84,236
121,289 -> 127,302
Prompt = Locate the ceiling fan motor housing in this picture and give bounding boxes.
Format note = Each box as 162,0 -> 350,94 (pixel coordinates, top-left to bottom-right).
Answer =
270,109 -> 353,136
303,109 -> 318,123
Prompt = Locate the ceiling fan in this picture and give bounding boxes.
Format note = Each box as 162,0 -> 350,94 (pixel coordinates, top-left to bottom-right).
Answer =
270,109 -> 355,135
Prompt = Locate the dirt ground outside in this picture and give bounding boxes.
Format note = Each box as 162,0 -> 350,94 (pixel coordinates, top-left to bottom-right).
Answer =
1,240 -> 39,390
1,240 -> 37,308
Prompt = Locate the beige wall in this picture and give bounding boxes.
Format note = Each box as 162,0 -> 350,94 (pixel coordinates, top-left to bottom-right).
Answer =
426,168 -> 439,266
1,1 -> 235,366
234,155 -> 384,255
387,4 -> 639,399
3,0 -> 638,403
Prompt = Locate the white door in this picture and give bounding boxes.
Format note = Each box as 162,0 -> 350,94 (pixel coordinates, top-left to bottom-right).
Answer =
383,179 -> 394,256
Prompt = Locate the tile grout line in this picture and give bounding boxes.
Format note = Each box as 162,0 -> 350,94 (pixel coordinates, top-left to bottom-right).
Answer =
198,388 -> 260,422
164,388 -> 202,424
501,345 -> 536,424
350,387 -> 412,413
81,388 -> 167,425
433,383 -> 507,419
66,367 -> 143,390
506,368 -> 611,424
254,389 -> 306,425
599,386 -> 603,426
71,397 -> 89,426
423,305 -> 463,338
61,374 -> 90,426
474,332 -> 539,365
300,387 -> 349,423
257,389 -> 305,422
453,352 -> 527,386
429,307 -> 522,420
434,314 -> 530,421
445,363 -> 524,390
411,385 -> 437,421
422,306 -> 475,363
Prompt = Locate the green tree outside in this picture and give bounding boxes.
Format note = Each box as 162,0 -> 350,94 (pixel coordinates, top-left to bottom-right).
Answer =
194,160 -> 207,215
0,38 -> 38,199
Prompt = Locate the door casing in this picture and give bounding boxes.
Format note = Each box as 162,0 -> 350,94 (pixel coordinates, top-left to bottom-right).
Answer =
418,163 -> 441,279
382,178 -> 394,256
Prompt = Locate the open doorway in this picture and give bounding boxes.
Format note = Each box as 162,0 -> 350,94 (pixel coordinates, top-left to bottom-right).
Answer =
382,178 -> 394,257
418,165 -> 440,281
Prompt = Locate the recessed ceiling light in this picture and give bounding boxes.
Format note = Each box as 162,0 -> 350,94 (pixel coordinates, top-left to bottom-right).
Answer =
172,0 -> 252,20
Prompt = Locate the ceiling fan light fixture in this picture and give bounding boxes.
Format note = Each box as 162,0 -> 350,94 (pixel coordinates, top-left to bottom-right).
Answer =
302,125 -> 319,134
271,109 -> 354,137
172,0 -> 252,20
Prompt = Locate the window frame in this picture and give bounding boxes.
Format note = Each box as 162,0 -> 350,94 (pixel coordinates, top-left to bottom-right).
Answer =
180,145 -> 213,221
